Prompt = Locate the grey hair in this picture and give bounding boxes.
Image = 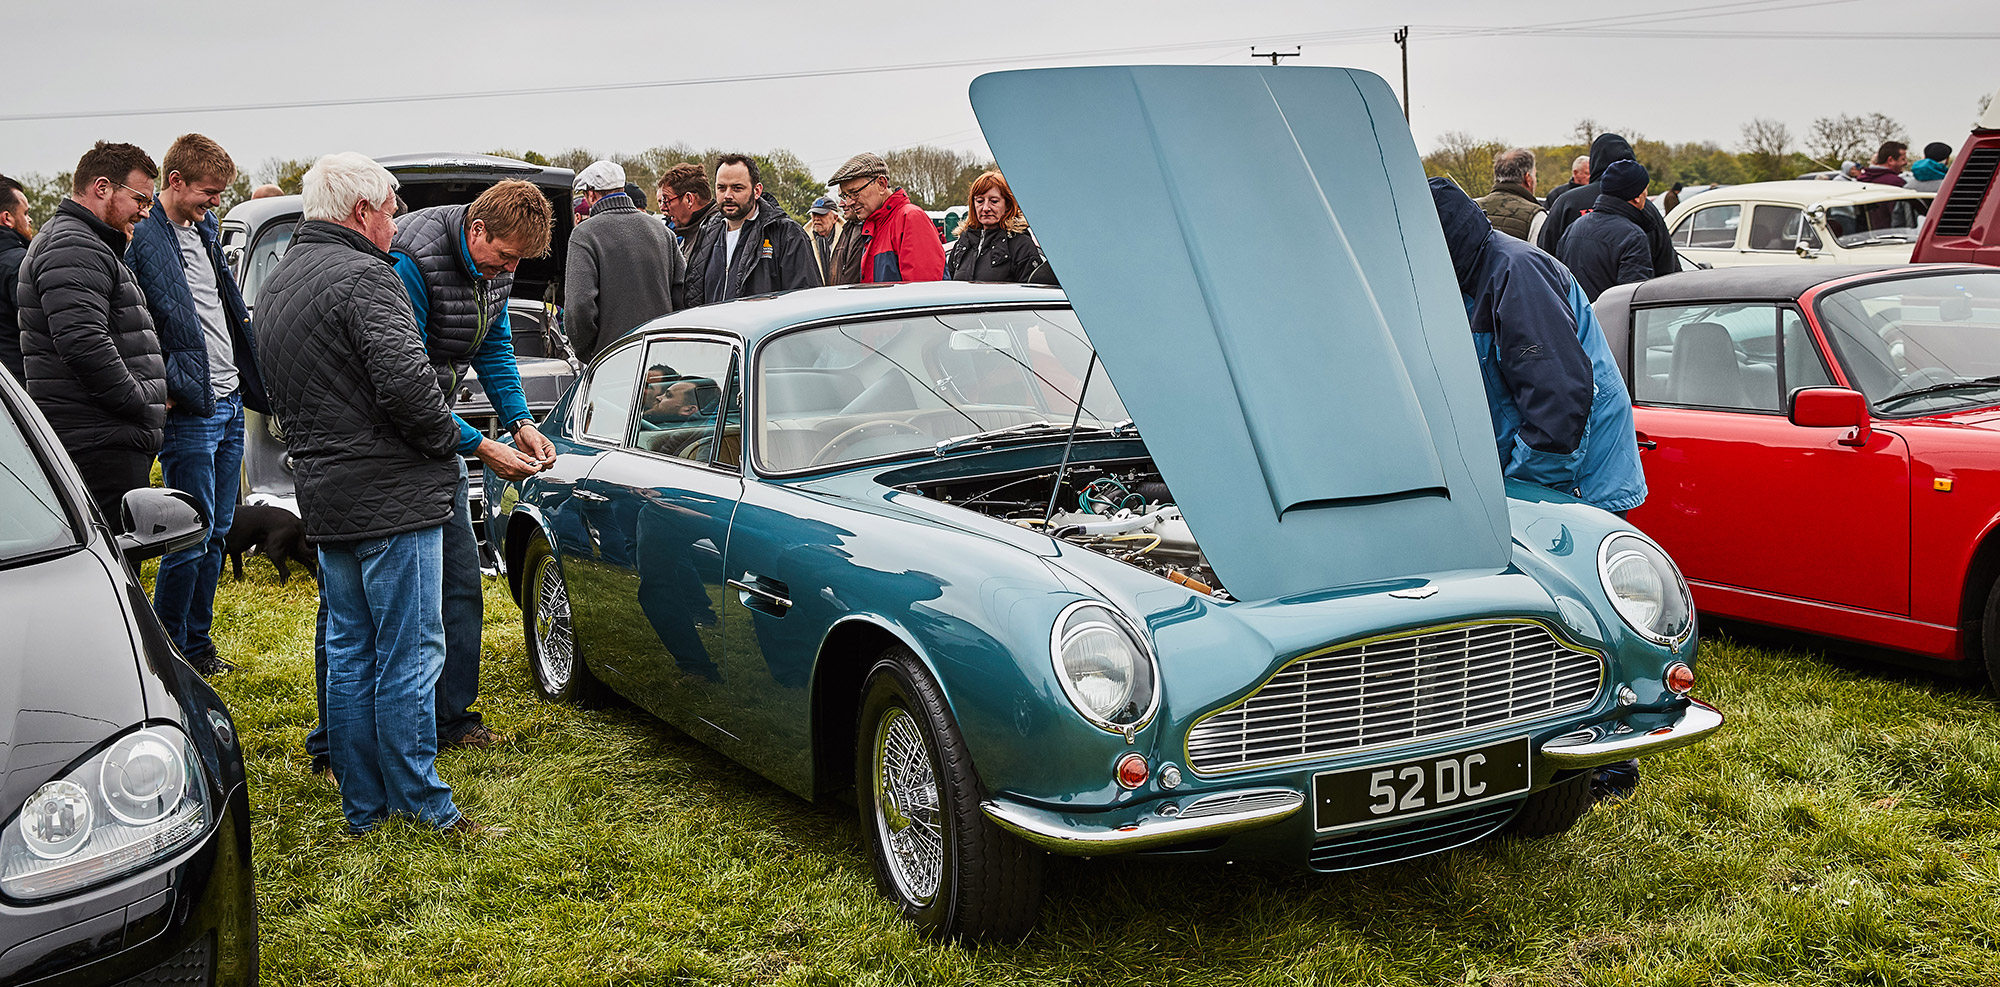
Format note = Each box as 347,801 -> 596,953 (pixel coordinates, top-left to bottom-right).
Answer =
1493,147 -> 1536,185
301,152 -> 398,223
1572,154 -> 1592,171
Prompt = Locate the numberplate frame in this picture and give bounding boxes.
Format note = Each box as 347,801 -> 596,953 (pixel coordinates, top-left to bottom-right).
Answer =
1312,736 -> 1532,832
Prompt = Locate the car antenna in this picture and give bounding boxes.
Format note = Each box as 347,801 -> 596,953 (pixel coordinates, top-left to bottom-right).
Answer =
1042,351 -> 1098,527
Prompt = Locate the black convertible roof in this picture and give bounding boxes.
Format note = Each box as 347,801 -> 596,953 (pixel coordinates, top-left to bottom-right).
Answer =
1627,265 -> 1905,303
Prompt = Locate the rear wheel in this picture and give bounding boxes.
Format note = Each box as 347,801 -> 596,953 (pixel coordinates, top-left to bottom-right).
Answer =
1981,579 -> 2000,696
523,532 -> 603,705
855,647 -> 1044,941
1506,770 -> 1594,838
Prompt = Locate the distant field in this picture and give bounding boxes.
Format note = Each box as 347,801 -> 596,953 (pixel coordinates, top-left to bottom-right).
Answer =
190,559 -> 2000,986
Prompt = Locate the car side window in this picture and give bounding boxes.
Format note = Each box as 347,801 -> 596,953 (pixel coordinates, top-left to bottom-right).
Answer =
1747,205 -> 1803,251
577,343 -> 644,444
1677,205 -> 1740,248
1633,303 -> 1822,413
631,338 -> 738,470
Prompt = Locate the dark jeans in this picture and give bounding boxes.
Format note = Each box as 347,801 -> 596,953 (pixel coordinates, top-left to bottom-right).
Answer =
71,447 -> 154,534
309,461 -> 483,760
153,394 -> 244,662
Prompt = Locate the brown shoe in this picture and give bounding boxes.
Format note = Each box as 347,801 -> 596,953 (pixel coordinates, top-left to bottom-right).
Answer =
444,725 -> 503,749
443,815 -> 509,837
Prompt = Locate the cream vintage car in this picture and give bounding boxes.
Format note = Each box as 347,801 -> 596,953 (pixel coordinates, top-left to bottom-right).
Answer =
1665,180 -> 1933,268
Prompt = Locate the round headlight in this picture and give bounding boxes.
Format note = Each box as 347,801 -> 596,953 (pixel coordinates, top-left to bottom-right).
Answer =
20,780 -> 92,860
1052,602 -> 1158,731
101,731 -> 187,826
1597,532 -> 1693,645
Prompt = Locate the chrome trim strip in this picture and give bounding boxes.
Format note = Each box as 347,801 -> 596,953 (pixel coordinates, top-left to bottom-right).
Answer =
1539,699 -> 1724,769
980,788 -> 1303,855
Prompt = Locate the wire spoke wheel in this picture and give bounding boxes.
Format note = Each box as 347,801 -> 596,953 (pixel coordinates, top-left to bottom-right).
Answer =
873,707 -> 944,904
532,554 -> 574,692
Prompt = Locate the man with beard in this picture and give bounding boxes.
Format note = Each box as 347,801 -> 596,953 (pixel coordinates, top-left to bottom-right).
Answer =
683,154 -> 819,306
1539,133 -> 1680,279
0,175 -> 36,382
1554,160 -> 1656,302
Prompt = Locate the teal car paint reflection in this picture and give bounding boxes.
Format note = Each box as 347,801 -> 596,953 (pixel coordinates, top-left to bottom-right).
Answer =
486,64 -> 1719,941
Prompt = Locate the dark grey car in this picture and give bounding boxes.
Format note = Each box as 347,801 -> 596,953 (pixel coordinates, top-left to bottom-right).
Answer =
219,153 -> 582,559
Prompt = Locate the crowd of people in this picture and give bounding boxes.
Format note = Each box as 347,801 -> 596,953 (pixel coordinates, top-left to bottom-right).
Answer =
0,136 -> 1061,837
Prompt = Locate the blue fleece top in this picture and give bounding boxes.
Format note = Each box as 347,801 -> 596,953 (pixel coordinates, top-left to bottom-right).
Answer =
389,229 -> 530,454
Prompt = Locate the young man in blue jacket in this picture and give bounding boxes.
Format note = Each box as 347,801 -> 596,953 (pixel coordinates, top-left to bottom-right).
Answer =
125,134 -> 269,677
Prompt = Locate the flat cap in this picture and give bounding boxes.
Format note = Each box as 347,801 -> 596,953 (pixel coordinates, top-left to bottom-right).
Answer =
828,152 -> 888,185
574,159 -> 627,192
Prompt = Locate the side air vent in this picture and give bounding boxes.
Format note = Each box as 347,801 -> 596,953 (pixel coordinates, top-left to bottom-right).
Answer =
1934,147 -> 2000,238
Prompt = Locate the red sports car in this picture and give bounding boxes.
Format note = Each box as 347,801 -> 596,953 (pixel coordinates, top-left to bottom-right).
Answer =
1594,264 -> 2000,687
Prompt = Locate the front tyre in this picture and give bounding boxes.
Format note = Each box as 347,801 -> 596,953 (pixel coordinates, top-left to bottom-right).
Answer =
855,647 -> 1044,941
523,531 -> 603,705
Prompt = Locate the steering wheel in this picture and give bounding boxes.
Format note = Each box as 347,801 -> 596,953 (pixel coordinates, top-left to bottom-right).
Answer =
809,420 -> 928,467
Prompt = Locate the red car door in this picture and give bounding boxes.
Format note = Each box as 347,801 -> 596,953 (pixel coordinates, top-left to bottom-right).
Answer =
1626,303 -> 1911,615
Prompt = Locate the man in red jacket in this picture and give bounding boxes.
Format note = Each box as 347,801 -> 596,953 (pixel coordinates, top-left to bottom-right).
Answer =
827,152 -> 944,283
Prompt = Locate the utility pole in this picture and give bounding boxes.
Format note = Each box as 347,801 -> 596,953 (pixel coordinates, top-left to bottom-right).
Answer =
1393,26 -> 1409,121
1249,46 -> 1300,66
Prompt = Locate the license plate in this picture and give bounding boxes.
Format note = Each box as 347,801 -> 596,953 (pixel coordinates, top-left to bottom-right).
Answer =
1313,736 -> 1532,831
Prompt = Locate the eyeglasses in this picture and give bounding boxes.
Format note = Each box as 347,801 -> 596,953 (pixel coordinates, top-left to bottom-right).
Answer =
836,178 -> 882,203
109,180 -> 154,209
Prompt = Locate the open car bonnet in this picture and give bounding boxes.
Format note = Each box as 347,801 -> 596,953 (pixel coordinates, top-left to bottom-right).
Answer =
970,65 -> 1512,601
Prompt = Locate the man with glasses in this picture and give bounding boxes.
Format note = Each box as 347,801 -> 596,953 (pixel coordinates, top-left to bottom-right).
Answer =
16,141 -> 167,527
827,152 -> 944,284
657,162 -> 718,271
124,134 -> 270,678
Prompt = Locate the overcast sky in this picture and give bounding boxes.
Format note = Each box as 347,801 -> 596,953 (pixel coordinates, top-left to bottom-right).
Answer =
5,0 -> 1996,183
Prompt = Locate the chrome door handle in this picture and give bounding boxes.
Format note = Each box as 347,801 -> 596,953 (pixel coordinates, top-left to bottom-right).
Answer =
573,489 -> 610,502
729,574 -> 792,611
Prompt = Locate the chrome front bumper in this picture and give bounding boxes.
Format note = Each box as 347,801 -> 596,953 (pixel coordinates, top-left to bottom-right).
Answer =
982,788 -> 1304,855
1540,698 -> 1724,769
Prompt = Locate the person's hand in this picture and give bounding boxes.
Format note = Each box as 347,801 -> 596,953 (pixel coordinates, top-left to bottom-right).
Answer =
514,424 -> 556,472
475,437 -> 542,482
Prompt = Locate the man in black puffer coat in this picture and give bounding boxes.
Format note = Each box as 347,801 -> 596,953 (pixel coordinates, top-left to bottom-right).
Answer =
17,142 -> 166,527
0,175 -> 35,383
1554,161 -> 1657,302
1538,133 -> 1680,279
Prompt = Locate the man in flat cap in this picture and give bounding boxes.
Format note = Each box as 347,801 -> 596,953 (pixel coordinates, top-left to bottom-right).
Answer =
827,152 -> 944,284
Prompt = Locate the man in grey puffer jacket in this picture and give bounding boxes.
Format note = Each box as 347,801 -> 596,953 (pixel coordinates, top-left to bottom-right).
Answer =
564,159 -> 685,361
257,152 -> 481,836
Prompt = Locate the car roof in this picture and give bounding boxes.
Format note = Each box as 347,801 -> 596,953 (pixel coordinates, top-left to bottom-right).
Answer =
1627,264 -> 1904,303
1663,180 -> 1933,223
636,280 -> 1072,345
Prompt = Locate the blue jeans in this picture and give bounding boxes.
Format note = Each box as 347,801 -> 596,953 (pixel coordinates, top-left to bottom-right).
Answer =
318,526 -> 461,832
152,393 -> 244,661
307,461 -> 483,759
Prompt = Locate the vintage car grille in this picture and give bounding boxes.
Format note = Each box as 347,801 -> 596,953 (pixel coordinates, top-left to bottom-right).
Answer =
1934,146 -> 2000,238
1185,621 -> 1603,775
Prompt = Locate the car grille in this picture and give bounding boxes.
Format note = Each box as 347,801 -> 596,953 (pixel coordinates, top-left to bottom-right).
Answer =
1307,801 -> 1519,872
1185,621 -> 1603,775
1934,146 -> 2000,238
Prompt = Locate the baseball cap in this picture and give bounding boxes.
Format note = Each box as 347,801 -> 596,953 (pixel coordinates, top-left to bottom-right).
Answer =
810,196 -> 838,215
574,159 -> 627,192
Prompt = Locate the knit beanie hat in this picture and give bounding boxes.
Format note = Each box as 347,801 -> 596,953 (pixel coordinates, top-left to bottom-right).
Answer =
1924,142 -> 1953,162
1601,160 -> 1649,200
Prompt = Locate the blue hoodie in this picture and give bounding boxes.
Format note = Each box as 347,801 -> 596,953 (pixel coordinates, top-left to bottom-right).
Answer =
1429,177 -> 1646,513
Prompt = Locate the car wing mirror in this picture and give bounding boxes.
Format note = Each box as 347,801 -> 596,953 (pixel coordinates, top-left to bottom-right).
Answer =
115,487 -> 209,562
1788,386 -> 1871,446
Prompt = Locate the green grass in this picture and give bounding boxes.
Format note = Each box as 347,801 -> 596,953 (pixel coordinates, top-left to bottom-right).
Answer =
190,559 -> 2000,986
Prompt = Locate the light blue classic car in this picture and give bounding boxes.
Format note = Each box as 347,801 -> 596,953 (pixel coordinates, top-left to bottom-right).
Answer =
486,65 -> 1721,940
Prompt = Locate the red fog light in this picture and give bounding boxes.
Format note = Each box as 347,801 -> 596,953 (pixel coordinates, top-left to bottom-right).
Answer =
1665,662 -> 1695,695
1115,752 -> 1149,790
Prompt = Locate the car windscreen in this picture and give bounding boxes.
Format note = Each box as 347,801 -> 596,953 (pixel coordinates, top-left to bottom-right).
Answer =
1822,197 -> 1928,248
0,403 -> 79,563
1818,270 -> 2000,416
755,308 -> 1130,473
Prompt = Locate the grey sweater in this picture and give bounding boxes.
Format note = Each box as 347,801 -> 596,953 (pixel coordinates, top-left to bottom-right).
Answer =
564,195 -> 686,362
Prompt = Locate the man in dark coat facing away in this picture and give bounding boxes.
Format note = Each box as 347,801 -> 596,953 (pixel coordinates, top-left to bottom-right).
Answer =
1554,161 -> 1657,301
1539,133 -> 1680,279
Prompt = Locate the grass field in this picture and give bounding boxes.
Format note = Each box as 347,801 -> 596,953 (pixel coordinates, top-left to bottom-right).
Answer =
189,559 -> 2000,986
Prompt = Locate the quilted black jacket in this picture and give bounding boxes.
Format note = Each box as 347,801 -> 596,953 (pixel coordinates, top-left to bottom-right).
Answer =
0,226 -> 27,381
255,220 -> 460,543
16,200 -> 166,453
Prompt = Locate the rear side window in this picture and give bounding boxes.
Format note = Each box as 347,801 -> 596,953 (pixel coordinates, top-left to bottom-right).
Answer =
577,343 -> 643,443
1633,304 -> 1830,412
1673,205 -> 1740,248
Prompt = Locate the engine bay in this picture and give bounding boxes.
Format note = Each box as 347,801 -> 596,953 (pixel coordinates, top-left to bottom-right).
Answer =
896,460 -> 1231,600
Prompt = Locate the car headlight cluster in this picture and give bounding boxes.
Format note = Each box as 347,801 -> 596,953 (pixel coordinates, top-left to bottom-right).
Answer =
1597,532 -> 1693,646
1,725 -> 209,901
1052,601 -> 1159,731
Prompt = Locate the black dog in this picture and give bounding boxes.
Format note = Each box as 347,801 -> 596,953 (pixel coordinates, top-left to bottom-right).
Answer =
225,504 -> 317,586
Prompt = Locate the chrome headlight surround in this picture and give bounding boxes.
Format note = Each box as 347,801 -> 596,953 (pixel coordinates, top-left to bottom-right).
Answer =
1,724 -> 210,902
1596,532 -> 1694,647
1050,600 -> 1160,732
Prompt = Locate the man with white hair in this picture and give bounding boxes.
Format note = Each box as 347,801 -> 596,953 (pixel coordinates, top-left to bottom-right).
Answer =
564,159 -> 684,361
1545,154 -> 1592,209
255,152 -> 484,836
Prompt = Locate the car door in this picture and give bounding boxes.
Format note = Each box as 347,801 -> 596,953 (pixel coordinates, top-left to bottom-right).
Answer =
553,338 -> 647,680
1670,202 -> 1743,268
574,335 -> 745,751
1627,302 -> 1911,615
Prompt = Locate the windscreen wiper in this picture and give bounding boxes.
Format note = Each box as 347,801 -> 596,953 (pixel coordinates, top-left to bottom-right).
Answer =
1876,374 -> 2000,407
933,418 -> 1134,456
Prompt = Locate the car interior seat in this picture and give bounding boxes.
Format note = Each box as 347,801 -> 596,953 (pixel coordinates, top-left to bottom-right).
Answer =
1668,322 -> 1751,407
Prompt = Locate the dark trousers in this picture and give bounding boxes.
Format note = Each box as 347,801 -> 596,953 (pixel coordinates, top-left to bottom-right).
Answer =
72,447 -> 154,533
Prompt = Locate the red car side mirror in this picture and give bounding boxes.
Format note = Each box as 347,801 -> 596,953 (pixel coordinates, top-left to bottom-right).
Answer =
1789,386 -> 1872,447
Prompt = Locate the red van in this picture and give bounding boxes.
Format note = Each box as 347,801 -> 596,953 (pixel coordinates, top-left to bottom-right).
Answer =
1911,88 -> 2000,265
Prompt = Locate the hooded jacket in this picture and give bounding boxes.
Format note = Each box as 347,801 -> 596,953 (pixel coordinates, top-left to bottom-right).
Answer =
256,220 -> 460,542
1538,134 -> 1681,279
1430,178 -> 1646,513
0,226 -> 27,382
944,217 -> 1049,283
16,200 -> 166,454
860,187 -> 946,284
684,192 -> 821,306
1908,156 -> 1950,193
125,204 -> 268,419
1554,194 -> 1654,302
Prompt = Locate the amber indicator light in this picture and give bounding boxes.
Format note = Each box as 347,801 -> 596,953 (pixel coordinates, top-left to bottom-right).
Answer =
1935,477 -> 1954,492
1114,752 -> 1150,790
